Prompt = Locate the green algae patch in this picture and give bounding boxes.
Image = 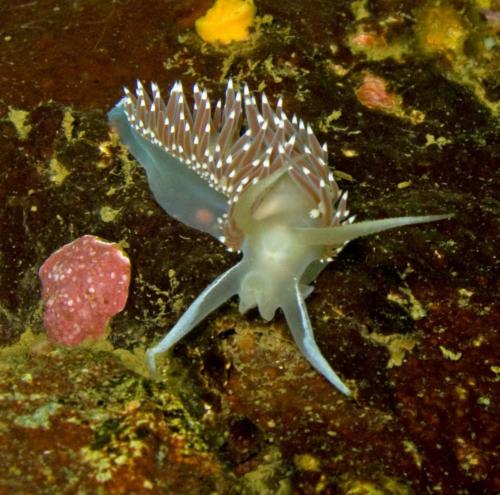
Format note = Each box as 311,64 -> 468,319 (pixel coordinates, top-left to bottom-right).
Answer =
241,446 -> 291,495
317,109 -> 343,133
415,3 -> 469,58
413,1 -> 498,115
99,205 -> 122,223
62,109 -> 76,142
387,287 -> 426,321
360,329 -> 418,369
162,14 -> 310,104
49,157 -> 70,185
439,345 -> 463,361
0,328 -> 49,371
294,453 -> 321,472
7,106 -> 32,140
0,340 -> 233,493
14,402 -> 61,429
340,475 -> 414,495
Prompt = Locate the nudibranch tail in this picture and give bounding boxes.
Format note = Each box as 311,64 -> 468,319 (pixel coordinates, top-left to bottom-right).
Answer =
295,214 -> 454,247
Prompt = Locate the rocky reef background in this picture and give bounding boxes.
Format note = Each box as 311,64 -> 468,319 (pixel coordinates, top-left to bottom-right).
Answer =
0,0 -> 498,493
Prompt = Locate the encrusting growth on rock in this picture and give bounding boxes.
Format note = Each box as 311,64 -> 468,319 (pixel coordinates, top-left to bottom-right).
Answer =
39,235 -> 131,346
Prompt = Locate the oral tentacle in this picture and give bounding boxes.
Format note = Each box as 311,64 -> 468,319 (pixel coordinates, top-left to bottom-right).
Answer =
282,282 -> 351,396
146,262 -> 245,376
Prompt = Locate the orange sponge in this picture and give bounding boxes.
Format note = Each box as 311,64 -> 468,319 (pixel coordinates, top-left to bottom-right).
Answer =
195,0 -> 256,45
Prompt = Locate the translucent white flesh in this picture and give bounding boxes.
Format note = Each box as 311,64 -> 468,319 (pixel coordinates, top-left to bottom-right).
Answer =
295,215 -> 453,246
109,101 -> 228,239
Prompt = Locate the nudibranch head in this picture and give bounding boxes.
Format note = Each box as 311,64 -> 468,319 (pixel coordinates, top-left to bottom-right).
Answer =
109,79 -> 451,396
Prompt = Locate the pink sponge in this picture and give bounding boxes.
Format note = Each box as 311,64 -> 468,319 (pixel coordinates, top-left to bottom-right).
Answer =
39,235 -> 131,346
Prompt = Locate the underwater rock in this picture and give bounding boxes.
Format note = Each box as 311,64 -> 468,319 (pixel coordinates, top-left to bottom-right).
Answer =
39,235 -> 131,345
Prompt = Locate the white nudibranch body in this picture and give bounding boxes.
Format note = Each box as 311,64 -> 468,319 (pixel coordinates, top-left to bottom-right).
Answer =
109,79 -> 451,396
238,175 -> 324,321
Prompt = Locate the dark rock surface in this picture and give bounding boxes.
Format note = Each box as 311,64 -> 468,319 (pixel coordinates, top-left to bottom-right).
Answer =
0,1 -> 498,493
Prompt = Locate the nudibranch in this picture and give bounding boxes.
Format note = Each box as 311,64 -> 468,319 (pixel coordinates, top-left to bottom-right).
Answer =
109,80 -> 450,396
